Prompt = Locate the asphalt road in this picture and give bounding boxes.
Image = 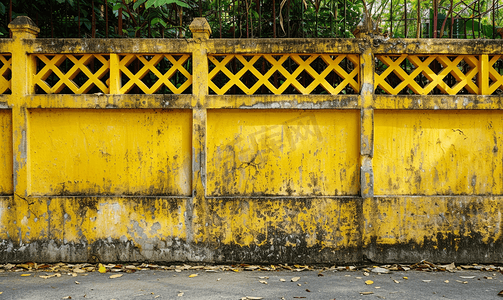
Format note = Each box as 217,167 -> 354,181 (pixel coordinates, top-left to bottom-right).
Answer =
0,268 -> 502,300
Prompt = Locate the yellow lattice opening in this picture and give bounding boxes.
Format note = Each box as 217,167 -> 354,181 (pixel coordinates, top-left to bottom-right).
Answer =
33,54 -> 110,94
208,54 -> 359,95
118,54 -> 192,94
488,55 -> 503,95
375,54 -> 484,95
0,55 -> 12,94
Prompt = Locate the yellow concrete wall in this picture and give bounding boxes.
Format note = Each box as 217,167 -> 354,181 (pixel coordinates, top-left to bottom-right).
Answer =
363,196 -> 503,262
374,110 -> 503,195
207,109 -> 360,196
0,110 -> 12,194
2,16 -> 503,263
29,109 -> 192,196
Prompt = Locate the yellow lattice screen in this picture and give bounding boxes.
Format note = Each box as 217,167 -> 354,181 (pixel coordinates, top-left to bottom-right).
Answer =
118,54 -> 192,94
208,54 -> 360,95
34,54 -> 110,94
0,55 -> 11,94
374,54 -> 501,95
489,55 -> 503,95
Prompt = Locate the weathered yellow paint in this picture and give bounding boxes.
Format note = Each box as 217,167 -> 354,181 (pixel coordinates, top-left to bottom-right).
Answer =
9,195 -> 360,261
374,110 -> 503,195
207,109 -> 360,196
206,39 -> 364,54
23,94 -> 196,109
374,95 -> 503,110
10,18 -> 39,199
363,196 -> 503,248
205,94 -> 360,109
0,110 -> 12,194
359,40 -> 374,197
189,19 -> 210,245
12,196 -> 188,246
205,198 -> 361,249
29,109 -> 192,196
372,38 -> 503,55
0,197 -> 15,241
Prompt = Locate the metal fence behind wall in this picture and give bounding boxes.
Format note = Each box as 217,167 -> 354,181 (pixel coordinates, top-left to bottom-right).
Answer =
1,0 -> 503,39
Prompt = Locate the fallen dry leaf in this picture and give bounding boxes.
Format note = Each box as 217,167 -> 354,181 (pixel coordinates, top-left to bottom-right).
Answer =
393,280 -> 400,284
178,292 -> 184,297
21,274 -> 31,277
217,278 -> 221,281
74,281 -> 80,284
460,276 -> 475,279
62,297 -> 72,299
422,280 -> 431,283
444,280 -> 449,283
291,277 -> 300,282
403,277 -> 408,280
240,297 -> 263,300
305,289 -> 311,292
259,280 -> 267,285
365,280 -> 373,285
498,290 -> 503,296
280,278 -> 286,282
109,274 -> 123,279
98,264 -> 106,274
363,272 -> 369,276
189,274 -> 198,278
360,292 -> 374,295
297,283 -> 301,286
371,267 -> 389,274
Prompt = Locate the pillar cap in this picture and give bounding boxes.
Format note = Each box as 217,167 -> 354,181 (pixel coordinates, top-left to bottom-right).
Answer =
8,16 -> 40,36
189,18 -> 211,39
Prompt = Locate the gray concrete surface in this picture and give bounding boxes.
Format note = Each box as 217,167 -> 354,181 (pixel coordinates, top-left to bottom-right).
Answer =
0,269 -> 502,299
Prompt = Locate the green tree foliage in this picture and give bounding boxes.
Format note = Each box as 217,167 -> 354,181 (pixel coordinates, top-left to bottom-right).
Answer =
0,0 -> 501,38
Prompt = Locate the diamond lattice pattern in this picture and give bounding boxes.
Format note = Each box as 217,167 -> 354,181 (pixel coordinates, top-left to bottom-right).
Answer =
119,54 -> 192,94
489,55 -> 503,95
0,55 -> 11,94
375,54 -> 484,95
208,54 -> 360,95
34,54 -> 110,94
